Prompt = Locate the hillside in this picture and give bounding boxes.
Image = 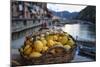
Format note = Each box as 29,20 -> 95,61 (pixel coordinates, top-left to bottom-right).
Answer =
51,11 -> 78,19
76,6 -> 96,23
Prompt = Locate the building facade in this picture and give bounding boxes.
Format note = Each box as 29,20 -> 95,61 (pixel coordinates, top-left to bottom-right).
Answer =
11,1 -> 52,40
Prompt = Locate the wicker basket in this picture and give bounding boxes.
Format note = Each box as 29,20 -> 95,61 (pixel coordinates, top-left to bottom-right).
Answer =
19,29 -> 77,65
19,45 -> 76,65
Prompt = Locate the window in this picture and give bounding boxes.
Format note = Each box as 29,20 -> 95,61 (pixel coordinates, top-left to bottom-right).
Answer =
23,20 -> 27,26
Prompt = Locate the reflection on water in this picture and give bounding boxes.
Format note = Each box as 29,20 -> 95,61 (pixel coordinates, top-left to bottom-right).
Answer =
12,23 -> 96,49
61,24 -> 96,41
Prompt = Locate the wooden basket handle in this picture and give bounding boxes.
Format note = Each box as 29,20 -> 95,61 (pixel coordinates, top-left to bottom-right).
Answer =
47,46 -> 68,52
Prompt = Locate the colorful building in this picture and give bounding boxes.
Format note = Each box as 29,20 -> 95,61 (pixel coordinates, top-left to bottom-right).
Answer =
11,1 -> 52,40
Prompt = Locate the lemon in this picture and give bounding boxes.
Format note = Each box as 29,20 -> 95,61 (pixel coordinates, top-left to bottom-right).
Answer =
34,40 -> 43,52
19,48 -> 23,53
36,36 -> 40,40
46,35 -> 54,41
24,47 -> 32,55
29,51 -> 42,58
42,46 -> 48,52
41,39 -> 47,46
53,35 -> 58,41
60,36 -> 68,45
64,45 -> 71,50
25,40 -> 31,45
45,32 -> 50,35
40,37 -> 45,40
55,42 -> 63,46
40,38 -> 47,46
40,34 -> 45,37
47,40 -> 55,47
29,38 -> 33,42
58,36 -> 62,41
24,45 -> 30,51
67,38 -> 75,47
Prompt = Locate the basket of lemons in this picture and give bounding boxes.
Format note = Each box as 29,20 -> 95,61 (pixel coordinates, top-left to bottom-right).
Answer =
19,30 -> 76,65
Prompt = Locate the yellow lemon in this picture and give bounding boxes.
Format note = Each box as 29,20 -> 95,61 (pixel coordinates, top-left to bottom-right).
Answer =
47,40 -> 55,47
40,34 -> 45,38
29,51 -> 42,58
25,40 -> 31,45
60,36 -> 68,45
40,37 -> 45,40
36,36 -> 40,40
58,36 -> 62,41
24,45 -> 30,51
53,35 -> 58,41
67,38 -> 75,47
40,38 -> 47,46
64,45 -> 71,50
24,47 -> 32,55
55,42 -> 63,46
46,35 -> 54,41
42,46 -> 48,52
34,40 -> 43,52
19,48 -> 23,53
45,32 -> 50,35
